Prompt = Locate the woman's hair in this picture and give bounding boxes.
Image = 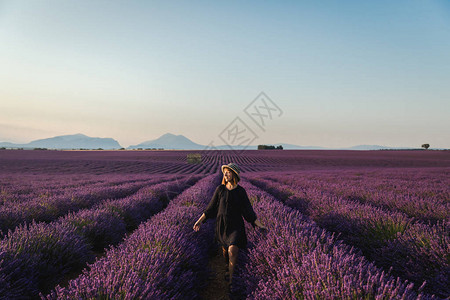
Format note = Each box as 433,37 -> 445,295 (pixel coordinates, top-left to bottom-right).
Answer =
221,168 -> 239,185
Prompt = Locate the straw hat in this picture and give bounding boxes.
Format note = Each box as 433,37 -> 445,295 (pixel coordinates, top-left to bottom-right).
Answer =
221,163 -> 241,181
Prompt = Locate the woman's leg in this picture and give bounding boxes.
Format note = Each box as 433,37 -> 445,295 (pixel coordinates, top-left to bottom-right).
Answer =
222,246 -> 228,260
222,246 -> 229,270
228,245 -> 239,284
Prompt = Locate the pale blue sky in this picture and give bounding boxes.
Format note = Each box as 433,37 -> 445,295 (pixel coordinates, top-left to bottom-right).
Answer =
0,0 -> 449,148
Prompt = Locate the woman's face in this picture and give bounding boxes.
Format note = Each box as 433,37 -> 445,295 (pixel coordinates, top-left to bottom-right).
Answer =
223,168 -> 234,183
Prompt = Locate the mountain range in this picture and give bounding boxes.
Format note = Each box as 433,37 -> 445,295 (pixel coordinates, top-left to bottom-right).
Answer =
128,133 -> 203,150
0,133 -> 423,150
0,134 -> 121,150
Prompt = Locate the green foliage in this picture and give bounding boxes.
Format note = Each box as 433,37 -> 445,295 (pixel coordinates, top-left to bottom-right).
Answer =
257,144 -> 283,150
186,153 -> 202,164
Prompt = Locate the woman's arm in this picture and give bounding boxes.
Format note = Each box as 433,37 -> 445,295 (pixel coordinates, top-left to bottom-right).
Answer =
194,186 -> 221,232
241,188 -> 261,228
193,213 -> 206,231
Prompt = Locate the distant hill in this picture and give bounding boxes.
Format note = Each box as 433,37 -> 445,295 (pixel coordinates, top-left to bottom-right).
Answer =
213,143 -> 326,150
343,145 -> 420,150
274,143 -> 327,150
127,133 -> 204,150
214,143 -> 419,150
0,132 -> 428,150
273,143 -> 420,150
127,135 -> 401,151
126,134 -> 322,150
0,134 -> 122,150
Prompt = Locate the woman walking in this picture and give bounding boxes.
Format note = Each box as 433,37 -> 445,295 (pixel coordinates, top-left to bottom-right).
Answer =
193,163 -> 266,288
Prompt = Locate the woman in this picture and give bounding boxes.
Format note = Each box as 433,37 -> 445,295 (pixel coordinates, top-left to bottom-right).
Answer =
193,163 -> 266,287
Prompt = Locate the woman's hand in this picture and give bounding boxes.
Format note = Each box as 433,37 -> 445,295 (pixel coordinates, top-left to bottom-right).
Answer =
254,219 -> 267,230
193,220 -> 202,232
193,213 -> 206,231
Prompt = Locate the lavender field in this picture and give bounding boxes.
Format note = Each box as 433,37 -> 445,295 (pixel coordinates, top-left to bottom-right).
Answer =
0,149 -> 448,299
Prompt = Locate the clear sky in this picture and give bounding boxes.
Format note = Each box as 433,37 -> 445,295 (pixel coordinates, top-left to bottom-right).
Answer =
0,0 -> 449,148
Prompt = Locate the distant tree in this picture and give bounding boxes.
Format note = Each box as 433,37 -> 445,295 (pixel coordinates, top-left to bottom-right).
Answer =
258,144 -> 283,150
421,143 -> 430,150
187,153 -> 202,164
258,145 -> 274,150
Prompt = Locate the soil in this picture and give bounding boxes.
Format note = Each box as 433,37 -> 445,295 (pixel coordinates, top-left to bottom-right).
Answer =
200,246 -> 231,300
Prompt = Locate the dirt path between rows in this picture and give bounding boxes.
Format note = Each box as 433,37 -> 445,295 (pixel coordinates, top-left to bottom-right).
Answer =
200,247 -> 230,300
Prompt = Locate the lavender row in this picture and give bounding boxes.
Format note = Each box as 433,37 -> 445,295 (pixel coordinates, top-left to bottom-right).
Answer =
0,155 -> 220,175
0,176 -> 198,298
0,173 -> 170,208
62,175 -> 200,249
248,176 -> 449,298
0,174 -> 99,205
265,168 -> 449,222
44,173 -> 221,299
233,180 -> 423,299
2,149 -> 448,173
0,173 -> 166,205
0,176 -> 174,235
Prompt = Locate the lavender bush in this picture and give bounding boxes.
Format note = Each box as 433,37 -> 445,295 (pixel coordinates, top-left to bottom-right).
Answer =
248,175 -> 449,298
0,176 -> 167,235
233,180 -> 422,299
264,168 -> 449,222
0,221 -> 92,298
0,176 -> 197,298
45,173 -> 221,299
0,149 -> 447,299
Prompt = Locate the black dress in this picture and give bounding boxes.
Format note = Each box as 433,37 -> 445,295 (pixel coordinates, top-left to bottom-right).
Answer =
203,184 -> 257,249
